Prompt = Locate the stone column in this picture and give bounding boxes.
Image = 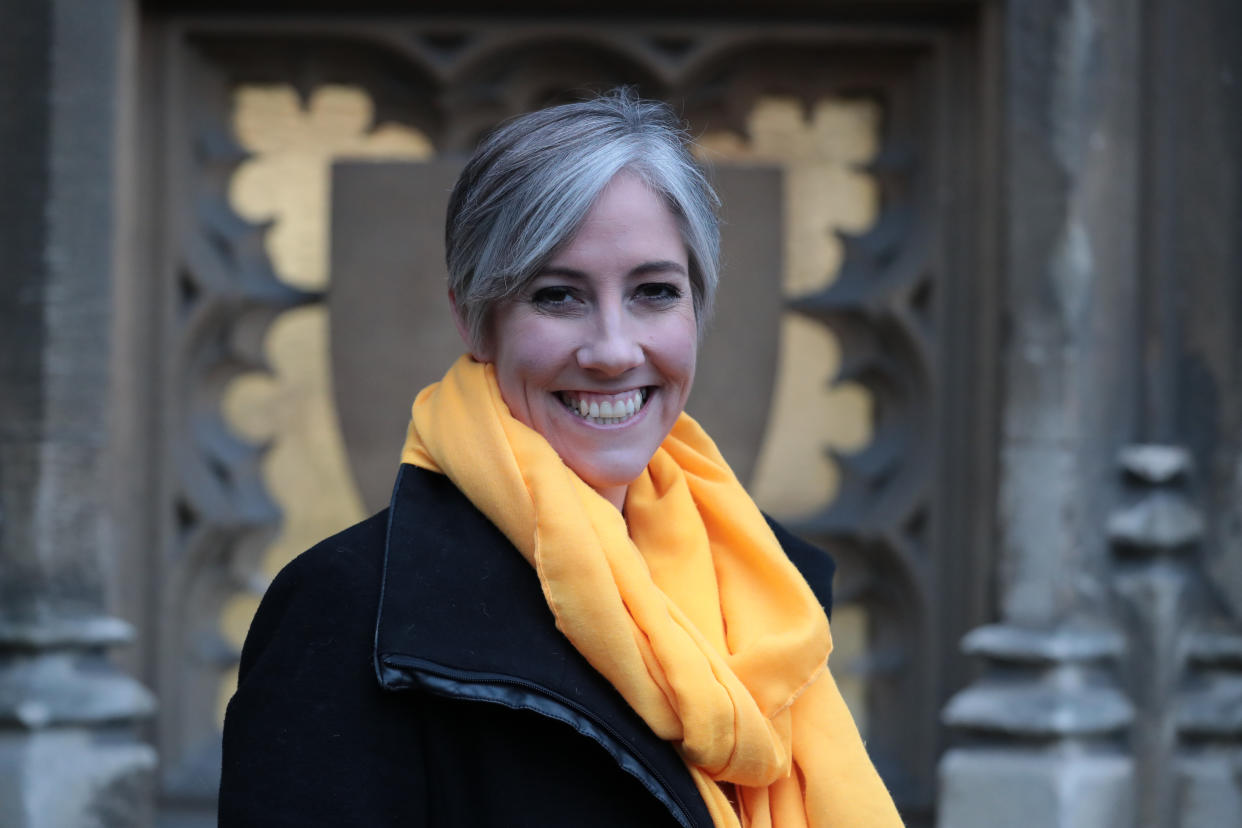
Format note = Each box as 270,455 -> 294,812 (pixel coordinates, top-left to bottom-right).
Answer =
936,0 -> 1143,825
0,1 -> 156,826
1104,0 -> 1242,822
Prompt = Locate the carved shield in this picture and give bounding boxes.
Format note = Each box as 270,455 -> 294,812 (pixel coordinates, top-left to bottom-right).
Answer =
329,159 -> 783,511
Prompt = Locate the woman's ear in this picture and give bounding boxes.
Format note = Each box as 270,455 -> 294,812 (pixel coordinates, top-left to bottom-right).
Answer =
449,290 -> 490,362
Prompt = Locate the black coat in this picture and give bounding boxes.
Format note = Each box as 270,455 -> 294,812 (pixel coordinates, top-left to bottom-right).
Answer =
219,464 -> 836,827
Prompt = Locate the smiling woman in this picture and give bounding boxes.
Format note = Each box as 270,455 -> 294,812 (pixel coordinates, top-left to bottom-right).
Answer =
219,89 -> 902,828
477,172 -> 698,509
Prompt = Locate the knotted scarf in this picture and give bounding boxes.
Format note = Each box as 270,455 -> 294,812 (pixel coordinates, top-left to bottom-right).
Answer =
401,355 -> 902,827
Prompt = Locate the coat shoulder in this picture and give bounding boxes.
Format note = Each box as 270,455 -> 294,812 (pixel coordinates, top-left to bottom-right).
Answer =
221,506 -> 437,826
234,508 -> 390,678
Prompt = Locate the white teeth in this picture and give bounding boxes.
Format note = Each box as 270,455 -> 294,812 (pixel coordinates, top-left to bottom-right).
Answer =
561,389 -> 649,425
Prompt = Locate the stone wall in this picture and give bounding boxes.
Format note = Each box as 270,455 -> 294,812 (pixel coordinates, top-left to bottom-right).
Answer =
938,1 -> 1242,826
0,1 -> 155,827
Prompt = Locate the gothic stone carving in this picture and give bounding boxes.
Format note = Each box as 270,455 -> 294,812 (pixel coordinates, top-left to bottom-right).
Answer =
1110,446 -> 1242,828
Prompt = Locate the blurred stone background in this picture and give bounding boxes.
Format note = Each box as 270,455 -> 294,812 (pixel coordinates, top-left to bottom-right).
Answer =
1,1 -> 1239,826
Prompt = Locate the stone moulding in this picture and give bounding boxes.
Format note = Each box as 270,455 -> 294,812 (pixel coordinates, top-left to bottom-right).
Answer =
159,44 -> 321,811
936,616 -> 1136,828
1110,444 -> 1242,827
942,623 -> 1134,739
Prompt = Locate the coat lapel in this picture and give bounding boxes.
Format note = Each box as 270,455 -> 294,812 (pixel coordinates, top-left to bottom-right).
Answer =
373,464 -> 713,828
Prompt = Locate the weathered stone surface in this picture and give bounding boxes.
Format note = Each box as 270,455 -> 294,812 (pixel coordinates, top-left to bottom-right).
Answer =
1176,752 -> 1242,828
0,1 -> 156,826
1177,675 -> 1242,736
0,650 -> 155,730
1108,491 -> 1206,552
943,675 -> 1133,738
1108,444 -> 1242,826
961,622 -> 1124,663
945,623 -> 1134,739
939,0 -> 1147,824
1185,626 -> 1242,664
0,616 -> 132,650
1117,445 -> 1192,484
938,747 -> 1135,828
0,730 -> 155,828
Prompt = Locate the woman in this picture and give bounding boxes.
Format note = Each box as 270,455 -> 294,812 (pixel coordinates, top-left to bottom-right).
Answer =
220,90 -> 902,827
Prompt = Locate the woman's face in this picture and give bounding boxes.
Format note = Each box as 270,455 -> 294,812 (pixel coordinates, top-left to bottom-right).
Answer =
480,171 -> 698,510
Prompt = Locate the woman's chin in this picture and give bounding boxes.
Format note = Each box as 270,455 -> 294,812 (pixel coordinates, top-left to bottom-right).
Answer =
565,456 -> 651,503
541,401 -> 670,497
574,464 -> 645,494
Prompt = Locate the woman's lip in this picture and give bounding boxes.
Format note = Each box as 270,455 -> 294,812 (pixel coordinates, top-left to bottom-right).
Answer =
554,386 -> 650,399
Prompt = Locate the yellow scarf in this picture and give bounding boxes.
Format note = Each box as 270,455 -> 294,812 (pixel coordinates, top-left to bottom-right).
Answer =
401,356 -> 903,827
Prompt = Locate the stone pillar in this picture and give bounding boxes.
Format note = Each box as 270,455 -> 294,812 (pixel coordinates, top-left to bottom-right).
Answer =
941,0 -> 1242,823
936,0 -> 1143,825
0,1 -> 156,826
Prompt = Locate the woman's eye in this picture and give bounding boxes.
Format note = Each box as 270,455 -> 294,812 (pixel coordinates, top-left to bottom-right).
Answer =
531,286 -> 576,308
635,282 -> 683,303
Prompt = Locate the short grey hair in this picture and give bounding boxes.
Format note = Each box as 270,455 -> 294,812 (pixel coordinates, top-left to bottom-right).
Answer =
445,89 -> 720,349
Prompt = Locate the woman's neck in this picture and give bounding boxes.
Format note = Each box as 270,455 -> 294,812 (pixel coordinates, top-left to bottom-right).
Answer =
596,484 -> 627,512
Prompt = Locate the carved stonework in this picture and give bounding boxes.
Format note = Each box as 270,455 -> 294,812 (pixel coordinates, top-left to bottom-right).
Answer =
0,1 -> 157,825
0,620 -> 158,828
1110,446 -> 1242,827
937,1 -> 1146,825
938,0 -> 1242,825
158,48 -> 319,814
938,622 -> 1136,827
787,135 -> 939,808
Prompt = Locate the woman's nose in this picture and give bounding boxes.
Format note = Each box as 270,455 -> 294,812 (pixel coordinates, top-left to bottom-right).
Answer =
576,312 -> 644,376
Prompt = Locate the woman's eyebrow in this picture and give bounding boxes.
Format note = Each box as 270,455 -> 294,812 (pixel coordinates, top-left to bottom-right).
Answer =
631,260 -> 688,277
535,266 -> 587,279
536,261 -> 688,279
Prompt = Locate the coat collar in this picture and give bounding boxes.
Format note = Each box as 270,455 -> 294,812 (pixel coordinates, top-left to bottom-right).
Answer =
375,463 -> 616,690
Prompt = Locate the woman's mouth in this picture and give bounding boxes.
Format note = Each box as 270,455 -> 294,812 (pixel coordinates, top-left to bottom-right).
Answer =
556,388 -> 650,426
